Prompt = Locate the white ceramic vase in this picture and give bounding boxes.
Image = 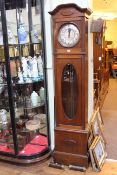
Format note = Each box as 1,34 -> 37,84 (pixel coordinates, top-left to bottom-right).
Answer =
31,91 -> 41,107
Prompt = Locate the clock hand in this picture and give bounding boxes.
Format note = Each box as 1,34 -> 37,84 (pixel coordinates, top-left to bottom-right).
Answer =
68,28 -> 71,38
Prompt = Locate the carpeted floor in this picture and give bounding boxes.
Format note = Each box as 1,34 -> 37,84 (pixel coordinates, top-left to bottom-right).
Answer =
101,78 -> 117,160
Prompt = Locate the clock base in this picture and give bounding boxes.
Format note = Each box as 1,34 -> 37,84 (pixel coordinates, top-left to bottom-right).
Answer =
52,126 -> 89,168
53,151 -> 88,168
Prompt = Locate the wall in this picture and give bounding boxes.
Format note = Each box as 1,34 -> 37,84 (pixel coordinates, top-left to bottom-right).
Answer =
105,20 -> 117,48
88,1 -> 94,122
44,0 -> 94,149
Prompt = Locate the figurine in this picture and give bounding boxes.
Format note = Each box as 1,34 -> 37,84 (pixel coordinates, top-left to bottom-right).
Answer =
18,67 -> 24,83
37,55 -> 43,76
26,58 -> 32,83
18,23 -> 27,44
7,27 -> 16,44
31,29 -> 39,43
21,57 -> 28,81
0,65 -> 4,94
0,109 -> 7,125
31,56 -> 39,81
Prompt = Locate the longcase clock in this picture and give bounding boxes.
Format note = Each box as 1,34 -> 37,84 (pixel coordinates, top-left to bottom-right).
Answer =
49,3 -> 91,169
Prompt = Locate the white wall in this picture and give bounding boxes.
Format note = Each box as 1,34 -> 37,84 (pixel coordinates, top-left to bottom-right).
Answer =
49,0 -> 89,10
88,0 -> 94,122
44,0 -> 94,149
105,20 -> 117,48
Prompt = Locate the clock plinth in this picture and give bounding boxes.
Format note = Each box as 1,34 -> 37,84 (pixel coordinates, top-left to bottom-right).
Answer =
49,3 -> 92,169
53,126 -> 89,168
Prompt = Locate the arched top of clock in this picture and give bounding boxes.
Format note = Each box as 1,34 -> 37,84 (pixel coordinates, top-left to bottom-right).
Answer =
49,3 -> 92,17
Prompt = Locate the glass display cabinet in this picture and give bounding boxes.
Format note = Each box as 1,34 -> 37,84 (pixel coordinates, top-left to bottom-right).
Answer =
0,0 -> 50,163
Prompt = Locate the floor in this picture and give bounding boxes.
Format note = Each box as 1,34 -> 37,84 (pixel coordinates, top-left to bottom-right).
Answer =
101,78 -> 117,159
0,78 -> 117,174
0,159 -> 117,175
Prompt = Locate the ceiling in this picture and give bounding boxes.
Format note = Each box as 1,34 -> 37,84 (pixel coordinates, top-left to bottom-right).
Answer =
93,0 -> 117,19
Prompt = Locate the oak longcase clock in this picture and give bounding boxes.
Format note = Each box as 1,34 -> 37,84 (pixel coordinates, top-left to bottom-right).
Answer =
49,3 -> 91,169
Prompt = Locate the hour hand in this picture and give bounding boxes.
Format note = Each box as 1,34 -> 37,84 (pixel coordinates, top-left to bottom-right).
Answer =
68,28 -> 71,38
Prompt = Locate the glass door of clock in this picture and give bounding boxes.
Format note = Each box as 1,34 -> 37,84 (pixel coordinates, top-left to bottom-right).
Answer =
62,64 -> 78,119
55,59 -> 82,126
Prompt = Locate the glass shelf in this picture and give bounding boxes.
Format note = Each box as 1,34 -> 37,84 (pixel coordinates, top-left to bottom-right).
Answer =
0,42 -> 42,46
15,79 -> 44,85
23,101 -> 44,108
0,79 -> 44,86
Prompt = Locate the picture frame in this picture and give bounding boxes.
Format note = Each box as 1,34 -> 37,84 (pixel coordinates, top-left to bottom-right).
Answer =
90,107 -> 106,149
91,107 -> 103,130
89,146 -> 99,171
92,136 -> 106,170
88,126 -> 94,148
92,115 -> 106,147
91,108 -> 105,137
96,107 -> 104,127
92,115 -> 102,136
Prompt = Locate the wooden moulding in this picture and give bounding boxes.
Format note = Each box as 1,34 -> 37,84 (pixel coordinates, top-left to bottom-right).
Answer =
49,3 -> 92,16
53,151 -> 89,168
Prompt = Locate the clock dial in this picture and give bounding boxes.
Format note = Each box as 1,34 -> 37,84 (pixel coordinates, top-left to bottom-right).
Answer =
58,23 -> 80,48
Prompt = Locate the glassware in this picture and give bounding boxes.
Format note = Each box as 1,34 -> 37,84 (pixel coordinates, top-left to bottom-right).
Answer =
26,119 -> 40,131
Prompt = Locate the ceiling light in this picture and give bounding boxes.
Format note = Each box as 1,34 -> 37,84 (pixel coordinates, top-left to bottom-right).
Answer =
103,0 -> 112,5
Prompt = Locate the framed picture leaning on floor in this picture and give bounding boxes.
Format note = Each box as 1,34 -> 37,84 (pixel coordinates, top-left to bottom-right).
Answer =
91,108 -> 106,145
88,125 -> 94,148
92,136 -> 106,170
89,136 -> 107,171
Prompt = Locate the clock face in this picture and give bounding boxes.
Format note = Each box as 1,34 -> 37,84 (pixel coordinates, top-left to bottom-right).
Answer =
58,23 -> 80,48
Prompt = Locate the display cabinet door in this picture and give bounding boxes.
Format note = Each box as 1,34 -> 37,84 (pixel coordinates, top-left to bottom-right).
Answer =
0,80 -> 15,153
55,58 -> 82,126
0,0 -> 50,158
0,12 -> 15,153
